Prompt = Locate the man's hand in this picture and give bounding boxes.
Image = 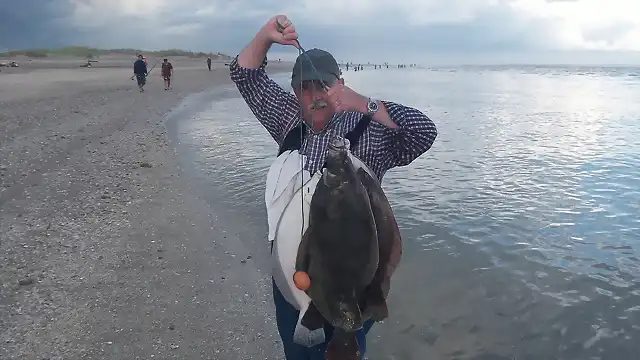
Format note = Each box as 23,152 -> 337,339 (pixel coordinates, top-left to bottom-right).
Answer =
259,15 -> 299,48
326,84 -> 368,114
327,84 -> 399,129
237,15 -> 298,69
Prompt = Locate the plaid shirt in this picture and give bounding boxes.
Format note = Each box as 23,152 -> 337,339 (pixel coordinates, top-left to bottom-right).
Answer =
229,56 -> 437,181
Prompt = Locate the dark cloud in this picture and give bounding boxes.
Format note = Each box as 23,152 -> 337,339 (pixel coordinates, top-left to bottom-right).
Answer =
0,0 -> 76,50
0,0 -> 635,65
0,0 -> 553,57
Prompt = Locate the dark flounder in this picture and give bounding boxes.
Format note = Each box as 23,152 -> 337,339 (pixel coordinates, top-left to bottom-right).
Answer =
295,134 -> 403,360
295,135 -> 379,359
296,135 -> 379,329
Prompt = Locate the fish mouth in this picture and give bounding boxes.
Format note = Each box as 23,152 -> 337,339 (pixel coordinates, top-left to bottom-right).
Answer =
328,135 -> 348,151
333,310 -> 363,332
329,302 -> 364,332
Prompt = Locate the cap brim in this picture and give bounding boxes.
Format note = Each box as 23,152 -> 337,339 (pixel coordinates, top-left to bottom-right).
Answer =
291,71 -> 338,88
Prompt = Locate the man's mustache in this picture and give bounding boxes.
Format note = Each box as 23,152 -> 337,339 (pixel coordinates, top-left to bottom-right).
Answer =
311,100 -> 328,110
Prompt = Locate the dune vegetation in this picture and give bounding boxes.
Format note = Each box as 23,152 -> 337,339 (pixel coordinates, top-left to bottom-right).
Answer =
0,46 -> 231,59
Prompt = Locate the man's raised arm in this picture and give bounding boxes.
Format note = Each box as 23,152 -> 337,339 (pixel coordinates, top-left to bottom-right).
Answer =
229,16 -> 301,146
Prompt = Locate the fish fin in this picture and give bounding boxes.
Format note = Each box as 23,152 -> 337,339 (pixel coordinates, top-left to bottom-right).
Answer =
356,166 -> 395,322
363,278 -> 389,321
293,301 -> 326,347
301,301 -> 326,330
326,329 -> 360,360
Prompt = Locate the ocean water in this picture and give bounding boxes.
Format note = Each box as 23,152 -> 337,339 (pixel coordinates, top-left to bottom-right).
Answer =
170,65 -> 640,359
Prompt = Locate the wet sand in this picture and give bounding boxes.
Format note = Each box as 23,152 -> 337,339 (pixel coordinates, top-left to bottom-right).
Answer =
0,56 -> 293,359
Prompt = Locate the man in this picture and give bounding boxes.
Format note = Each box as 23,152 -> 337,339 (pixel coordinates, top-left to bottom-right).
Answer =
133,54 -> 148,92
230,14 -> 437,360
207,56 -> 212,71
161,58 -> 173,90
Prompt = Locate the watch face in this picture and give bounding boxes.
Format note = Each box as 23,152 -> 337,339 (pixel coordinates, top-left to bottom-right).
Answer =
368,100 -> 379,112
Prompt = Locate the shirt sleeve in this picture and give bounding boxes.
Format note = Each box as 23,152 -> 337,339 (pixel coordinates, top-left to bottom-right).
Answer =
378,101 -> 438,168
229,56 -> 299,145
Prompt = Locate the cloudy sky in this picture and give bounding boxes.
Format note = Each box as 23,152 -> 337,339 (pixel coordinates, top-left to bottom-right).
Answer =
1,0 -> 639,64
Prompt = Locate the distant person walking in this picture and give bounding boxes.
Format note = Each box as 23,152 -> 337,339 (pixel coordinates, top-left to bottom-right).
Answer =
133,54 -> 148,92
207,56 -> 212,71
161,58 -> 173,90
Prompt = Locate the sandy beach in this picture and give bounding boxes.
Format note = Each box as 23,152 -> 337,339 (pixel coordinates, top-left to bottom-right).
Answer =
0,55 -> 293,359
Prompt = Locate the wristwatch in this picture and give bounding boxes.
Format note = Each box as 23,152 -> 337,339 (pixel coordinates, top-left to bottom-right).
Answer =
365,98 -> 379,116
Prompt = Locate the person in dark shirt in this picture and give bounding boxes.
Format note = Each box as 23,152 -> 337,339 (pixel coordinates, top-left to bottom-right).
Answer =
133,54 -> 148,92
161,58 -> 173,90
207,56 -> 212,71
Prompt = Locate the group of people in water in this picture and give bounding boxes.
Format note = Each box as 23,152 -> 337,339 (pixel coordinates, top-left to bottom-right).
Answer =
343,62 -> 417,71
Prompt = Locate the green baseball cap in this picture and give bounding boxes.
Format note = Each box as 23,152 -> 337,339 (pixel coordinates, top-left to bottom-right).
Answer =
291,48 -> 341,88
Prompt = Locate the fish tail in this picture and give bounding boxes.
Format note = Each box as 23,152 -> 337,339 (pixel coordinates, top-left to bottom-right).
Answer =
326,329 -> 360,360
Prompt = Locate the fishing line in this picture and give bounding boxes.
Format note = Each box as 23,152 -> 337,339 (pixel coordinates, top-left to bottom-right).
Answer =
276,19 -> 336,248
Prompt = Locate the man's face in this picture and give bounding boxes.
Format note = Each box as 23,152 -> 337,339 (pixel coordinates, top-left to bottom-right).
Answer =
138,56 -> 143,60
294,77 -> 344,131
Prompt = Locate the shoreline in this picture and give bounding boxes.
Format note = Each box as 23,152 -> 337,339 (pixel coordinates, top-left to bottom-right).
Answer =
0,58 -> 292,359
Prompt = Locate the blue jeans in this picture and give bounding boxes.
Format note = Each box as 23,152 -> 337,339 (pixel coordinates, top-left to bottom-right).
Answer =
272,278 -> 375,360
